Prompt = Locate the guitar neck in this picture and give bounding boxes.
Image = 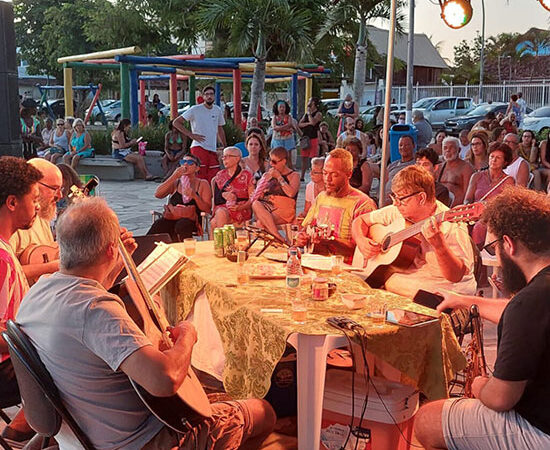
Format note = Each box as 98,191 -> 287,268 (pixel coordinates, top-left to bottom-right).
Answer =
117,238 -> 171,333
387,211 -> 446,248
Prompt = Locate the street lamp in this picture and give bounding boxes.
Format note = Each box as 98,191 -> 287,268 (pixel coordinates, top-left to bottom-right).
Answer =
539,0 -> 550,12
439,0 -> 473,29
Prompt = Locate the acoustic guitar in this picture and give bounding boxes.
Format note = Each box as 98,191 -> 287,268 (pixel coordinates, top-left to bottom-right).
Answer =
351,202 -> 484,288
71,180 -> 212,431
19,243 -> 58,266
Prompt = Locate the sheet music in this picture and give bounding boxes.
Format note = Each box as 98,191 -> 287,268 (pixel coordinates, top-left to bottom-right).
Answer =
136,242 -> 188,295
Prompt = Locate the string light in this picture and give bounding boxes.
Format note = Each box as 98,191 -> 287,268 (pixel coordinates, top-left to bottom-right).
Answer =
439,0 -> 473,29
539,0 -> 550,12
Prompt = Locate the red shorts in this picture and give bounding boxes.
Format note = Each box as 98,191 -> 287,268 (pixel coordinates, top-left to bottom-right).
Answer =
190,146 -> 220,182
301,138 -> 319,158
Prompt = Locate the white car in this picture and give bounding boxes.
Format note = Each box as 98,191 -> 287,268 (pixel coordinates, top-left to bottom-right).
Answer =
522,106 -> 550,134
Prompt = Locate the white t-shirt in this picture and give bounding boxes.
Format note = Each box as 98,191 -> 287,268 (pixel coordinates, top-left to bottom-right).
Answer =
305,181 -> 315,203
459,143 -> 471,160
181,104 -> 225,152
504,156 -> 528,183
368,201 -> 477,298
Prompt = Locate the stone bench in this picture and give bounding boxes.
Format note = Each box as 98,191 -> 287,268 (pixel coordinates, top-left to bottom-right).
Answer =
74,151 -> 164,181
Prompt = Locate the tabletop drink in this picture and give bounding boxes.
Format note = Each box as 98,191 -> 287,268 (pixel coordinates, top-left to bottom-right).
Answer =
183,238 -> 196,257
237,250 -> 249,284
331,255 -> 344,276
236,229 -> 248,252
214,228 -> 225,257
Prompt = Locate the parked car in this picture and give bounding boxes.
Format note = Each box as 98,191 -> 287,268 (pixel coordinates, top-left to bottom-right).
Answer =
159,101 -> 189,118
321,98 -> 343,114
85,99 -> 117,121
359,104 -> 404,124
395,96 -> 474,129
226,102 -> 271,121
39,99 -> 77,119
444,102 -> 508,135
522,106 -> 550,135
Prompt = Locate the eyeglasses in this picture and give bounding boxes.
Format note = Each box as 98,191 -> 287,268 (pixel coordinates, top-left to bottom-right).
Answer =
311,170 -> 323,175
179,159 -> 197,166
222,154 -> 240,159
38,181 -> 62,193
482,237 -> 502,256
389,190 -> 421,205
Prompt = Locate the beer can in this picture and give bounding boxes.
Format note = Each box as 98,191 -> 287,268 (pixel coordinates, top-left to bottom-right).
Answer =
213,228 -> 225,257
223,226 -> 235,247
225,224 -> 236,240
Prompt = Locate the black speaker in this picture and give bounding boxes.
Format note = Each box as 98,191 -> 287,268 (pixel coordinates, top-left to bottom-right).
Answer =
0,2 -> 16,73
0,1 -> 21,156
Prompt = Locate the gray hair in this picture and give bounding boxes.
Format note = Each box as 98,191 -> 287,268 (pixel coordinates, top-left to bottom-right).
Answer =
442,136 -> 460,151
72,118 -> 85,129
504,133 -> 519,145
311,157 -> 325,169
412,110 -> 424,120
57,197 -> 119,270
223,146 -> 242,158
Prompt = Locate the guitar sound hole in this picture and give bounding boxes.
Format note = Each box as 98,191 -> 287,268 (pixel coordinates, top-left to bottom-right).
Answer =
381,235 -> 392,252
42,253 -> 50,263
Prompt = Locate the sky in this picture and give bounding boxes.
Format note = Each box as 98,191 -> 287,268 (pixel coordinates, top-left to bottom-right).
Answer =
401,0 -> 550,63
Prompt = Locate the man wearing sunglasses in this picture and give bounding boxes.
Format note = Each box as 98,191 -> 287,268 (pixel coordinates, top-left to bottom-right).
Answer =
352,165 -> 476,298
10,159 -> 62,283
415,187 -> 550,450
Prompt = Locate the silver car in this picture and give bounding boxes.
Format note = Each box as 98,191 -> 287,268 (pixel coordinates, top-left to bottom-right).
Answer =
412,96 -> 474,128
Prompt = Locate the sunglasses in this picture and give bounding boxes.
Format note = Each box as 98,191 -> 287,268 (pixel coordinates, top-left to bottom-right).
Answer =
179,159 -> 197,166
482,237 -> 502,256
389,190 -> 421,205
56,123 -> 65,126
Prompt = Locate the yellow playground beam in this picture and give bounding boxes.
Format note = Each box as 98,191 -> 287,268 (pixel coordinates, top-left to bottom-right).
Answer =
57,46 -> 141,64
63,67 -> 74,117
238,63 -> 297,75
305,77 -> 313,106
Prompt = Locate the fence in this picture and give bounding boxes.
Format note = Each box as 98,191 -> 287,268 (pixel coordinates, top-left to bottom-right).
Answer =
391,82 -> 550,110
352,81 -> 550,110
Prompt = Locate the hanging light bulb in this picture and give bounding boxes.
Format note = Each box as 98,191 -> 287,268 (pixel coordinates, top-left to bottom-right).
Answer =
539,0 -> 550,12
439,0 -> 473,29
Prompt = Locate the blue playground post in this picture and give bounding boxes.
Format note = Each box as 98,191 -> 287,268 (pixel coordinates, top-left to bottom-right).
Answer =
129,68 -> 139,126
215,82 -> 221,106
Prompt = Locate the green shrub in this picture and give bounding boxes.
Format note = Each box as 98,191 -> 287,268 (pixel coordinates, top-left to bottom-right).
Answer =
223,119 -> 244,146
88,127 -> 114,155
130,125 -> 168,150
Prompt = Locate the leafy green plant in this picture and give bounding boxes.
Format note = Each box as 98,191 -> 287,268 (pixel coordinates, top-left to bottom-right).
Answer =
223,119 -> 244,146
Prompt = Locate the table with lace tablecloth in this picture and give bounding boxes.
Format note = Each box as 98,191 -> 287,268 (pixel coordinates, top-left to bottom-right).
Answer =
161,240 -> 466,449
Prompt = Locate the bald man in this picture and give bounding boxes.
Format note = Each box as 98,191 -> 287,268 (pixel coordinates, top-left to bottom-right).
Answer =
10,159 -> 62,282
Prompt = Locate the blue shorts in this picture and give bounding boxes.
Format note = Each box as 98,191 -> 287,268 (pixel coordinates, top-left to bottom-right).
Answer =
442,398 -> 550,450
112,149 -> 132,160
271,137 -> 295,151
76,149 -> 94,158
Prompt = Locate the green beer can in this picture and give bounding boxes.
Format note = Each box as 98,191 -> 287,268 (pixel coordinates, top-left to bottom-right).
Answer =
213,228 -> 225,257
223,225 -> 235,246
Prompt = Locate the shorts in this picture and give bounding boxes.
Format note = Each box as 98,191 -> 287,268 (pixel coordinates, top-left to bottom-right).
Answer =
48,147 -> 67,154
0,358 -> 21,408
190,146 -> 220,183
142,400 -> 253,450
75,149 -> 94,159
300,138 -> 319,158
271,137 -> 295,151
442,397 -> 550,450
112,149 -> 132,160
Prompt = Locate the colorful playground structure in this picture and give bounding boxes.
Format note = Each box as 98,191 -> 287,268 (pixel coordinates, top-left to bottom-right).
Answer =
56,47 -> 330,127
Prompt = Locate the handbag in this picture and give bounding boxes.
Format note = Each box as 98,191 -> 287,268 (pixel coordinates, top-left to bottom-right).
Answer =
299,136 -> 311,150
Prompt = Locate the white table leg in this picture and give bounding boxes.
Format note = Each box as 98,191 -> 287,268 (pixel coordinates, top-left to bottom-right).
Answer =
288,333 -> 348,450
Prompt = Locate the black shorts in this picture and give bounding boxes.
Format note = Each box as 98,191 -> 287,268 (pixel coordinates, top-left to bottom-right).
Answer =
0,358 -> 21,408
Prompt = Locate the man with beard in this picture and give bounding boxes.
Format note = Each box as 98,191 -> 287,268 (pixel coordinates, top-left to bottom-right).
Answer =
435,136 -> 474,206
10,159 -> 61,283
414,187 -> 550,450
336,116 -> 368,154
297,148 -> 376,262
173,85 -> 227,182
0,156 -> 42,446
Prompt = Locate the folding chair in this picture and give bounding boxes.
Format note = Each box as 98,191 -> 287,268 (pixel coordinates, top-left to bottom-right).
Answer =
3,321 -> 95,450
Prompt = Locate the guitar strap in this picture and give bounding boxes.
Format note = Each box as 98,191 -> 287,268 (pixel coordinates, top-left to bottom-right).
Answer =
437,162 -> 447,182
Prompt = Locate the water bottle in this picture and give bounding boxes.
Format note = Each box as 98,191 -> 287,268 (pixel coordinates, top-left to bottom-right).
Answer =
287,249 -> 306,322
286,248 -> 303,277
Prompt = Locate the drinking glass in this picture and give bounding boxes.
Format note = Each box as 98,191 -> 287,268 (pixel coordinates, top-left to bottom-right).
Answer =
369,304 -> 387,327
183,238 -> 196,257
236,229 -> 249,251
331,255 -> 344,276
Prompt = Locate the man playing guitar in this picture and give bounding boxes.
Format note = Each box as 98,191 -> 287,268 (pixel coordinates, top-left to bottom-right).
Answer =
16,198 -> 275,449
10,159 -> 61,283
351,165 -> 477,297
297,148 -> 376,262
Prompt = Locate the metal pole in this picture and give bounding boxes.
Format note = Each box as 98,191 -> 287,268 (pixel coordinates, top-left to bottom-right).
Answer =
405,0 -> 415,124
478,0 -> 485,102
379,0 -> 398,208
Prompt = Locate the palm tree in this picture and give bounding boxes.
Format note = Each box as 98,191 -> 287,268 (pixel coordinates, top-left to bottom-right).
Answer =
199,0 -> 313,120
318,0 -> 404,104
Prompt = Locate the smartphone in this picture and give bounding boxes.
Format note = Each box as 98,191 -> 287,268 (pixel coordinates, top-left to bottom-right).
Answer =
413,289 -> 452,315
136,136 -> 143,143
385,308 -> 439,327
